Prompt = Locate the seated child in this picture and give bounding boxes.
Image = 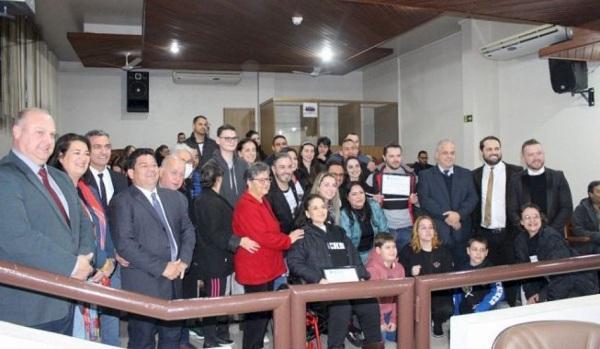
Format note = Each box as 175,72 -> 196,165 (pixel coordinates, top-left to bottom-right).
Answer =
365,233 -> 405,342
453,236 -> 504,315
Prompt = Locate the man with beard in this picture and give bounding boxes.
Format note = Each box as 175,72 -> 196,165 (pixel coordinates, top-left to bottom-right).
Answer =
508,139 -> 573,233
184,115 -> 218,166
366,143 -> 417,250
266,152 -> 302,234
472,136 -> 522,266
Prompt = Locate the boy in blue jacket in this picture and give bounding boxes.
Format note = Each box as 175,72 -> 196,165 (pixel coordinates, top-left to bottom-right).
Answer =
453,236 -> 504,314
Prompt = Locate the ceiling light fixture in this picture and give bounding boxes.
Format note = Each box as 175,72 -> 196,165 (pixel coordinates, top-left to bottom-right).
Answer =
170,41 -> 180,54
319,46 -> 333,63
291,15 -> 303,26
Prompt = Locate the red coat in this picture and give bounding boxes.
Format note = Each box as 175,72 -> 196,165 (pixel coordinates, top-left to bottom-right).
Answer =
233,191 -> 292,285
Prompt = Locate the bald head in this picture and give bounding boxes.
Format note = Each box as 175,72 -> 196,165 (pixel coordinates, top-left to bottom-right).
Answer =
159,155 -> 185,190
435,139 -> 456,170
12,108 -> 56,166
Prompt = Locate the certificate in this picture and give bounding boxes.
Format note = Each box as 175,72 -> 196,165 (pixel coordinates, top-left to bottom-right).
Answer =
323,267 -> 359,283
381,173 -> 411,196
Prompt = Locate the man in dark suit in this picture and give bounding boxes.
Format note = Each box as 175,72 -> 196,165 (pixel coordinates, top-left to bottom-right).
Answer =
0,108 -> 94,335
508,139 -> 572,233
184,115 -> 218,166
110,148 -> 195,349
83,129 -> 128,208
472,136 -> 522,266
418,139 -> 478,266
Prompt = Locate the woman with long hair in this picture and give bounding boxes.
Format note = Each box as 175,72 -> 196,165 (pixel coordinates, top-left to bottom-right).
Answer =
340,181 -> 388,262
399,215 -> 453,338
297,142 -> 323,190
295,172 -> 342,227
49,133 -> 119,345
236,137 -> 259,165
316,136 -> 332,165
287,194 -> 382,349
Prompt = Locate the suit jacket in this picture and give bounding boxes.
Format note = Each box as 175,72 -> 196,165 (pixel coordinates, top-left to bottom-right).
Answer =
266,180 -> 302,234
82,168 -> 128,205
471,161 -> 522,234
417,165 -> 479,246
109,186 -> 195,299
0,151 -> 94,326
507,167 -> 573,233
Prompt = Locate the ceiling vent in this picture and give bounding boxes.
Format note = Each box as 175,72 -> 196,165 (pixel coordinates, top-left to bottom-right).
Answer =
480,24 -> 571,60
172,71 -> 242,85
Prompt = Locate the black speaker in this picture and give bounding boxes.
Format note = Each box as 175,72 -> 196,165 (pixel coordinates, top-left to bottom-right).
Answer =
549,59 -> 587,94
127,71 -> 149,112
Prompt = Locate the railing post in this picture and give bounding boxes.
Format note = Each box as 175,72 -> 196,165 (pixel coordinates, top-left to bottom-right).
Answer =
272,289 -> 291,349
398,278 -> 415,349
414,277 -> 431,349
289,285 -> 308,349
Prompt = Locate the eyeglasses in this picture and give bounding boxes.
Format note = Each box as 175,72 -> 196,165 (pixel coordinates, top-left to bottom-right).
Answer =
220,136 -> 239,142
252,177 -> 272,184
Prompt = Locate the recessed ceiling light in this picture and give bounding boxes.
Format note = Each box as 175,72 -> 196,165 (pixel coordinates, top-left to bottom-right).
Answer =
170,41 -> 180,54
319,46 -> 333,62
292,15 -> 303,26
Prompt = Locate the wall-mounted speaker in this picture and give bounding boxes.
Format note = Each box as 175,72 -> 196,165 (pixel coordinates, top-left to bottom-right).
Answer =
549,59 -> 587,94
127,71 -> 149,112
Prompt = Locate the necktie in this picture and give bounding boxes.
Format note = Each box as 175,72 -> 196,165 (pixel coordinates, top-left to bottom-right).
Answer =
483,166 -> 494,227
151,192 -> 178,261
443,170 -> 450,177
98,173 -> 108,207
38,167 -> 70,226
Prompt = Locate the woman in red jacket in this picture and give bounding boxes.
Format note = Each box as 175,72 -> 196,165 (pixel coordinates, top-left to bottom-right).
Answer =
233,162 -> 304,349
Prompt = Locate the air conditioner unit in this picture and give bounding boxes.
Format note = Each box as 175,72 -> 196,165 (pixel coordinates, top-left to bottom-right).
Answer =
172,71 -> 242,85
480,24 -> 572,61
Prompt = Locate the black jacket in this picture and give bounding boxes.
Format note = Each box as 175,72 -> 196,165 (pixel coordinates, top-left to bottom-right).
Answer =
184,134 -> 218,166
82,168 -> 128,207
471,162 -> 522,234
508,168 -> 572,233
266,180 -> 302,234
287,223 -> 369,284
185,189 -> 240,296
514,226 -> 598,301
211,150 -> 248,207
572,198 -> 600,245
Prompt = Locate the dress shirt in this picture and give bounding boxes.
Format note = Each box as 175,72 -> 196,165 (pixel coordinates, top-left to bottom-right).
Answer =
527,167 -> 546,176
438,165 -> 454,176
90,166 -> 115,203
481,161 -> 506,229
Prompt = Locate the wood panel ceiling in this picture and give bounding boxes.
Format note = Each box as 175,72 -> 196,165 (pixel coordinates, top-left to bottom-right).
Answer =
68,0 -> 600,73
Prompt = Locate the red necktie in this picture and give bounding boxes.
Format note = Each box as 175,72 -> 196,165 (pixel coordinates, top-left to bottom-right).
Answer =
38,167 -> 70,226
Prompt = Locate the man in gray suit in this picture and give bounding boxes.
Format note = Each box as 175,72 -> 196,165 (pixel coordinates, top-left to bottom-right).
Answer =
417,139 -> 478,266
110,148 -> 195,349
0,108 -> 94,335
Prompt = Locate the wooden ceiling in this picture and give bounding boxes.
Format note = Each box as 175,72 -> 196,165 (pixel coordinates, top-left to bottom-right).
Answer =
68,0 -> 600,73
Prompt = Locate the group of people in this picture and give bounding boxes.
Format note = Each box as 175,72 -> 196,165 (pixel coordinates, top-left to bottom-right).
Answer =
0,107 -> 599,349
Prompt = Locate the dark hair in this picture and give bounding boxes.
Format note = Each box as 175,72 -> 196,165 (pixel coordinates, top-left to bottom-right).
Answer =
126,148 -> 155,170
345,132 -> 359,139
84,129 -> 110,139
468,236 -> 488,249
154,144 -> 169,166
373,232 -> 395,248
200,159 -> 224,188
588,180 -> 600,194
244,162 -> 270,182
123,145 -> 136,156
317,136 -> 332,159
245,130 -> 259,138
343,156 -> 365,184
418,150 -> 428,157
303,193 -> 326,212
272,135 -> 287,146
521,138 -> 541,154
519,202 -> 548,225
282,147 -> 298,157
177,132 -> 185,137
479,136 -> 501,151
49,133 -> 91,172
236,137 -> 258,152
342,181 -> 372,226
326,159 -> 344,171
217,124 -> 236,137
383,143 -> 402,156
272,152 -> 291,166
298,142 -> 317,170
192,115 -> 207,124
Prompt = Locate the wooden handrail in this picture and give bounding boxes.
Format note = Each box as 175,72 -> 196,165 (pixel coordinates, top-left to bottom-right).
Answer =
413,254 -> 600,349
0,261 -> 291,348
288,279 -> 415,349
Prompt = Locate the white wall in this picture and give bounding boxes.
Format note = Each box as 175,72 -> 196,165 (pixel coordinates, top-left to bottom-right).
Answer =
399,33 -> 464,165
56,64 -> 363,149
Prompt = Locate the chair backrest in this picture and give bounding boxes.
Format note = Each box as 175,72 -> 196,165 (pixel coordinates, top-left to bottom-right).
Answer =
493,320 -> 600,349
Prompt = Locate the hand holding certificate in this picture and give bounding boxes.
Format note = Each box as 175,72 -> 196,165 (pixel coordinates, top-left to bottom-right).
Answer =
323,267 -> 360,283
381,173 -> 411,196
